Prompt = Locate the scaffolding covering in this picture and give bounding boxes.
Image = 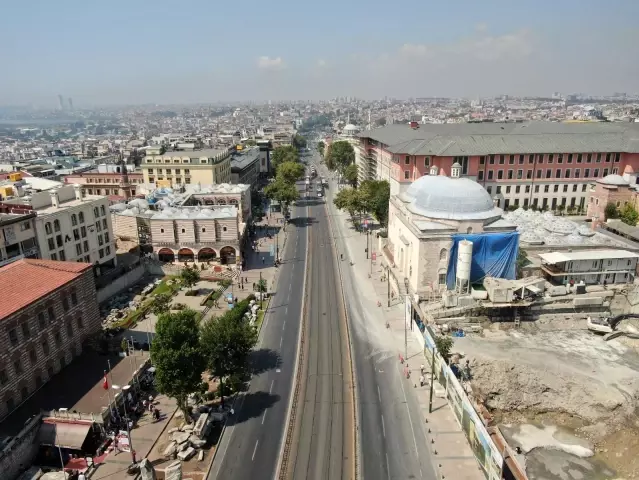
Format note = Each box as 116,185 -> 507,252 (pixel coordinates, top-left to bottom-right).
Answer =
446,232 -> 520,289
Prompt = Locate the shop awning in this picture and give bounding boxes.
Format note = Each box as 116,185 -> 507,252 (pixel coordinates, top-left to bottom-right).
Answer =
38,422 -> 92,450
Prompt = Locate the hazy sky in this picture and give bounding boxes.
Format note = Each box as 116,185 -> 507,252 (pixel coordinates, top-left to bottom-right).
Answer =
1,0 -> 639,106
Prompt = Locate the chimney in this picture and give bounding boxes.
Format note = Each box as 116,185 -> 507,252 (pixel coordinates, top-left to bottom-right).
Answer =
50,189 -> 60,208
73,184 -> 83,201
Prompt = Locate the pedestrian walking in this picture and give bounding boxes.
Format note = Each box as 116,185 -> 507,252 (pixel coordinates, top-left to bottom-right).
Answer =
420,364 -> 425,375
262,257 -> 265,265
419,375 -> 425,387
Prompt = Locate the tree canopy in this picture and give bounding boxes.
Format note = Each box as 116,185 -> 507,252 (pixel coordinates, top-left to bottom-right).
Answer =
200,299 -> 258,405
333,180 -> 391,227
150,309 -> 206,422
271,145 -> 299,173
181,266 -> 200,293
317,141 -> 325,157
150,293 -> 172,316
264,179 -> 299,210
343,164 -> 359,188
293,134 -> 307,149
619,203 -> 639,226
276,161 -> 305,184
325,140 -> 355,173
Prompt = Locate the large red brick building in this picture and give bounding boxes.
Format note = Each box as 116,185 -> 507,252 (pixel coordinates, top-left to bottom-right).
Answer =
0,259 -> 100,421
357,121 -> 639,212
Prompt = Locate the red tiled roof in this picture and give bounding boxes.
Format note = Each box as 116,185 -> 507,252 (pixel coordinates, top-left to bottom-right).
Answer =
0,259 -> 92,320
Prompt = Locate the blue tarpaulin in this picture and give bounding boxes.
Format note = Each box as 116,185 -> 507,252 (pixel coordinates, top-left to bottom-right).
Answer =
446,232 -> 519,290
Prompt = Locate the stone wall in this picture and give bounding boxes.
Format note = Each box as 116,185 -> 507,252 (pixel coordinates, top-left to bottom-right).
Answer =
0,414 -> 41,480
96,264 -> 146,303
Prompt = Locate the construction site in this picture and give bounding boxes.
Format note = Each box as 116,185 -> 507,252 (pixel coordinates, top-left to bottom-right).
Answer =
415,268 -> 639,480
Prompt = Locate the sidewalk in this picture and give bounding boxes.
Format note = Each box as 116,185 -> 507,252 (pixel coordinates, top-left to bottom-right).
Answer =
323,173 -> 485,480
89,392 -> 177,479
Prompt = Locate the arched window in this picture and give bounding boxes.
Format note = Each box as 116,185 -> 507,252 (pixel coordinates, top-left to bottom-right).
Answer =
53,220 -> 61,232
79,212 -> 84,223
45,222 -> 52,235
439,248 -> 448,261
71,214 -> 77,226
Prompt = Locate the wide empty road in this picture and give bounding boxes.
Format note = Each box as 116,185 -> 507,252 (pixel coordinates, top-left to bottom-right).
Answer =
208,194 -> 308,480
287,191 -> 355,480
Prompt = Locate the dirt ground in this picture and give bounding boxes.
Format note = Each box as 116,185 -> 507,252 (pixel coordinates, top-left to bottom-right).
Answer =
454,321 -> 639,479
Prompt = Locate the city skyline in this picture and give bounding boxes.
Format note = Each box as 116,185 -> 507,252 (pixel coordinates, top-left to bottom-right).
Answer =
1,0 -> 639,106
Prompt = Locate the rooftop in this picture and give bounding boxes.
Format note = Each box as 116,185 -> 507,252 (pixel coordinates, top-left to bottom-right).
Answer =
538,249 -> 639,264
360,121 -> 639,156
154,148 -> 228,159
230,148 -> 261,170
0,259 -> 92,320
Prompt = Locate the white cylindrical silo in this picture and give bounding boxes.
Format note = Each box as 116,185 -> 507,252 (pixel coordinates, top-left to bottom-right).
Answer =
456,239 -> 473,294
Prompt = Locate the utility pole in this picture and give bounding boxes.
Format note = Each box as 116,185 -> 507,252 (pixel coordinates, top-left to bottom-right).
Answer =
276,225 -> 279,262
404,297 -> 408,364
259,271 -> 263,310
365,229 -> 369,259
428,346 -> 435,413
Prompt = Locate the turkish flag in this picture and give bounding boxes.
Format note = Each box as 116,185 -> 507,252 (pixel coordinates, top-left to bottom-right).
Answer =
102,374 -> 109,390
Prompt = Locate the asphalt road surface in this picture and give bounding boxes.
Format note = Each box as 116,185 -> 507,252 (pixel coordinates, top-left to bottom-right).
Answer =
288,182 -> 355,480
208,190 -> 309,480
313,153 -> 438,480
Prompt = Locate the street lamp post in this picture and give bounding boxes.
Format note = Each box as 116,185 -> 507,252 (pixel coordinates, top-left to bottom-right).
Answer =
112,384 -> 136,465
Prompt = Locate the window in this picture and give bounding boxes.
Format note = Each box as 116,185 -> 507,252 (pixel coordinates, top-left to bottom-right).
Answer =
538,155 -> 544,164
526,170 -> 532,179
21,322 -> 30,339
563,185 -> 568,193
584,168 -> 590,178
518,154 -> 524,164
544,185 -> 549,193
48,306 -> 55,321
73,229 -> 80,241
53,220 -> 61,232
568,154 -> 573,163
497,170 -> 503,179
487,170 -> 494,180
574,169 -> 581,178
525,185 -> 530,193
404,156 -> 410,165
54,331 -> 62,345
573,184 -> 578,192
558,154 -> 563,164
201,228 -> 206,233
582,184 -> 587,192
71,214 -> 77,226
546,169 -> 551,179
509,155 -> 515,165
51,253 -> 57,261
99,249 -> 105,258
506,186 -> 511,194
76,244 -> 82,256
536,170 -> 542,179
185,169 -> 190,174
13,359 -> 22,375
534,185 -> 540,193
556,169 -> 562,178
507,170 -> 513,179
587,153 -> 592,163
596,153 -> 602,163
404,170 -> 410,179
477,171 -> 484,180
96,222 -> 102,232
223,226 -> 228,232
517,170 -> 523,179
98,235 -> 103,246
100,205 -> 106,216
489,155 -> 495,165
56,235 -> 63,248
554,185 -> 559,193
20,221 -> 31,231
8,328 -> 18,346
59,357 -> 66,370
59,250 -> 66,261
594,168 -> 600,177
160,228 -> 165,233
48,238 -> 55,251
605,153 -> 611,163
577,154 -> 582,163
603,168 -> 609,177
565,169 -> 571,178
66,321 -> 73,338
496,186 -> 502,194
62,296 -> 69,312
486,186 -> 492,194
38,312 -> 46,329
498,155 -> 504,165
479,156 -> 485,165
81,226 -> 87,238
0,369 -> 7,385
93,207 -> 99,217
528,154 -> 534,164
76,315 -> 84,329
83,240 -> 89,252
29,349 -> 37,364
105,245 -> 111,256
548,154 -> 553,164
45,222 -> 52,235
615,153 -> 621,163
181,228 -> 185,233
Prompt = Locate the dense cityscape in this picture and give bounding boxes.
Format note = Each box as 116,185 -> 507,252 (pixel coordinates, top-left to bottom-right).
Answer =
3,1 -> 639,479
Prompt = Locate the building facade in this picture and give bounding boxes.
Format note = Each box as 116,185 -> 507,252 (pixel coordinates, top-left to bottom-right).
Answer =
0,185 -> 117,268
586,168 -> 639,223
141,148 -> 232,187
230,148 -> 261,188
538,250 -> 638,285
63,171 -> 143,200
0,212 -> 39,267
359,122 -> 639,211
0,259 -> 100,421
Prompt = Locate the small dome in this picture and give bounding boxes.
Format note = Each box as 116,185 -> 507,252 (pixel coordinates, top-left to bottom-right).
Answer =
344,124 -> 359,132
597,174 -> 629,186
624,165 -> 634,174
398,175 -> 501,220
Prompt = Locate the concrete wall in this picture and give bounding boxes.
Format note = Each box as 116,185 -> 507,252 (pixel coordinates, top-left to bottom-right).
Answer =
96,264 -> 146,303
0,414 -> 41,480
112,213 -> 137,241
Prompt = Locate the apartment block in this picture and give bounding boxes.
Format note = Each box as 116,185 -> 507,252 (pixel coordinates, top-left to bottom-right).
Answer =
141,147 -> 232,188
0,212 -> 39,267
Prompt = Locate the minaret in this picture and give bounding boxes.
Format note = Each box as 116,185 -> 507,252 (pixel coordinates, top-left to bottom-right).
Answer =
118,153 -> 133,200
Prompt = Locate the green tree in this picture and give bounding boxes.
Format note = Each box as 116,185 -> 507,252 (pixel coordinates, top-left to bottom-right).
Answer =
293,134 -> 307,149
359,180 -> 391,226
244,139 -> 257,147
434,335 -> 454,363
181,266 -> 201,294
326,140 -> 355,173
264,179 -> 300,212
334,187 -> 364,218
200,307 -> 258,406
317,141 -> 325,157
151,309 -> 206,422
256,278 -> 267,293
605,202 -> 619,220
343,163 -> 359,188
619,203 -> 639,226
151,293 -> 172,316
271,145 -> 299,173
276,161 -> 305,184
516,249 -> 530,279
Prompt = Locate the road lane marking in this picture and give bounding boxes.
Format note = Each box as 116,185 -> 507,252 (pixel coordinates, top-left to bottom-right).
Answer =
269,380 -> 274,394
280,336 -> 283,348
378,385 -> 381,403
252,440 -> 259,461
381,414 -> 386,438
285,306 -> 288,315
398,366 -> 420,457
262,409 -> 267,424
289,284 -> 292,293
386,453 -> 391,480
282,320 -> 286,330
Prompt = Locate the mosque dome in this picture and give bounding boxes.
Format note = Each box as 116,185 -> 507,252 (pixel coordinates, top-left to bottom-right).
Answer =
398,174 -> 502,220
597,174 -> 629,186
